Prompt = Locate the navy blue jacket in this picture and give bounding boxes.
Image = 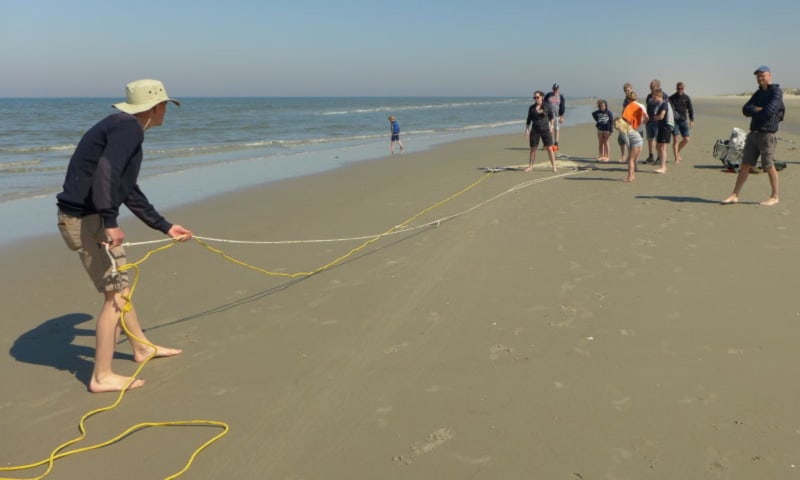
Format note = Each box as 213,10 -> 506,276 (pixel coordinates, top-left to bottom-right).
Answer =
56,113 -> 171,232
743,84 -> 784,133
526,103 -> 554,133
592,109 -> 614,132
668,92 -> 694,122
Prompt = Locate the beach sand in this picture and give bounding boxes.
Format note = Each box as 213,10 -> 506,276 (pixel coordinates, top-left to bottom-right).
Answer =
2,97 -> 800,479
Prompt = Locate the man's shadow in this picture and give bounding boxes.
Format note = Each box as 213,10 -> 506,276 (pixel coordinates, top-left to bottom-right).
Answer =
8,313 -> 120,387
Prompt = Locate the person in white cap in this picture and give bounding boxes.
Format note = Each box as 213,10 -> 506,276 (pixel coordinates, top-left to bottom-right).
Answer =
56,79 -> 193,393
722,66 -> 785,206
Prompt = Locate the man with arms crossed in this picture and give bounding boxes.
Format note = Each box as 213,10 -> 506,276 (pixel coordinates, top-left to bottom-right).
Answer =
722,66 -> 784,206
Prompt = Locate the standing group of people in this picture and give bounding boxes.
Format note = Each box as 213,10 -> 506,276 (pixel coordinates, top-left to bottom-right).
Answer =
600,80 -> 695,182
610,67 -> 784,205
641,79 -> 696,174
544,66 -> 784,205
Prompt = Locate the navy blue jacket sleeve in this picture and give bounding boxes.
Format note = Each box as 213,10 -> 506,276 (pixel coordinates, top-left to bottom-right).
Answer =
124,186 -> 172,233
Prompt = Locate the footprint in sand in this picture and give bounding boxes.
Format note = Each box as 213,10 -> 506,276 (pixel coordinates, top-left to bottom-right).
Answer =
375,405 -> 393,427
384,342 -> 409,354
489,343 -> 515,360
410,427 -> 454,455
393,427 -> 454,465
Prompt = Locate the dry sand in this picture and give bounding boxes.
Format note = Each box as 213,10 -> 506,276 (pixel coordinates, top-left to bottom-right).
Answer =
2,97 -> 800,479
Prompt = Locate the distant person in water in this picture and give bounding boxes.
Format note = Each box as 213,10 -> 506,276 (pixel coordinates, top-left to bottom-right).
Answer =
56,79 -> 192,393
388,115 -> 404,154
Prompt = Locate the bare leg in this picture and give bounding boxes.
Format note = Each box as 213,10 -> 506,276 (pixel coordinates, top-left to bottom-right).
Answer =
547,146 -> 557,172
90,290 -> 145,393
761,166 -> 779,205
679,136 -> 689,163
722,166 -> 751,204
654,142 -> 668,174
525,147 -> 537,172
89,289 -> 181,393
116,291 -> 182,362
625,145 -> 641,182
672,135 -> 680,163
597,132 -> 604,160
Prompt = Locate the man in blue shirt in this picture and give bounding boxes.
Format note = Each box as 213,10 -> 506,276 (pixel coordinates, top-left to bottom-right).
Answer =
722,66 -> 784,206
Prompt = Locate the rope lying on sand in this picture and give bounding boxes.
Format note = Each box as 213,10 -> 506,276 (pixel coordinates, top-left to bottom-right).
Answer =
125,166 -> 587,249
2,164 -> 590,480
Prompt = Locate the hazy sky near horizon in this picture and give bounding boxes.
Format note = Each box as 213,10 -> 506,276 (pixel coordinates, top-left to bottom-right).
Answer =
1,0 -> 797,99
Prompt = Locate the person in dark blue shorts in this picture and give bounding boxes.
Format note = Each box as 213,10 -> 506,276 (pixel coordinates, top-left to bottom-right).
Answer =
388,115 -> 404,154
669,82 -> 694,163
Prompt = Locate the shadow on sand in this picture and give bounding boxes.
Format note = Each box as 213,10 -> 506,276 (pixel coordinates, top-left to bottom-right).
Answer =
9,313 -> 101,387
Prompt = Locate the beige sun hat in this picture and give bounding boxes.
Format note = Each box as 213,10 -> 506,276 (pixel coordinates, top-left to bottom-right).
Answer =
112,79 -> 181,114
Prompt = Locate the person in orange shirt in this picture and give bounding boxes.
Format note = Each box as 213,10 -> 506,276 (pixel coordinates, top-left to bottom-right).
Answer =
621,91 -> 648,131
617,91 -> 649,182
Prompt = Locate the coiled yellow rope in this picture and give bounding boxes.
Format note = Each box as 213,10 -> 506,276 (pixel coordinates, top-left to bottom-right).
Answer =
0,241 -> 229,480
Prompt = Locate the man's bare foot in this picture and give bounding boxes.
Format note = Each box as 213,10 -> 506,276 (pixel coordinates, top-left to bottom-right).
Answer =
653,168 -> 666,174
133,345 -> 183,363
552,166 -> 558,172
721,194 -> 739,205
624,176 -> 635,182
760,197 -> 779,206
524,166 -> 534,172
89,374 -> 145,393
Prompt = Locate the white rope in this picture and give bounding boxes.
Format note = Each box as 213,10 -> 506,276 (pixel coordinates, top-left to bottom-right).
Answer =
123,167 -> 585,248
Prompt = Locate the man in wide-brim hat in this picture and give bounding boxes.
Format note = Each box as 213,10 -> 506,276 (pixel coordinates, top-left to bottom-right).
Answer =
56,79 -> 192,393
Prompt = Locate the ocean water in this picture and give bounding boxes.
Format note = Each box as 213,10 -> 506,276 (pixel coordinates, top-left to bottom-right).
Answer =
0,96 -> 594,246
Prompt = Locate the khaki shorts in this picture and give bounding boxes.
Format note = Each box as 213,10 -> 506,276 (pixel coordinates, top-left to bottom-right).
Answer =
742,131 -> 777,169
57,210 -> 129,292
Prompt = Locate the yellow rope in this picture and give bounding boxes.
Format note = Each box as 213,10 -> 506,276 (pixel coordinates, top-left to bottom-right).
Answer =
1,170 -> 498,479
194,171 -> 496,277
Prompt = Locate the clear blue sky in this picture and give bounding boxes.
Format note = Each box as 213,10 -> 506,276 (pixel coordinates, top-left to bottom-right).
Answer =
1,0 -> 797,98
